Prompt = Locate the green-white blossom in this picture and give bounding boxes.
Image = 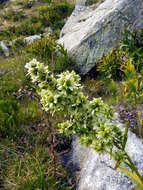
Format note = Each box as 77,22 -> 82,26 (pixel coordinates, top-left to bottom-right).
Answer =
25,59 -> 143,187
25,59 -> 124,154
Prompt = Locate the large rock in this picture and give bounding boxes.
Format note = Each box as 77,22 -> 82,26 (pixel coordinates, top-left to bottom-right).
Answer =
58,0 -> 143,74
70,119 -> 143,190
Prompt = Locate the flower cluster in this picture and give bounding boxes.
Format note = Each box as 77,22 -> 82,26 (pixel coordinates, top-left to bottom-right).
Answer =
25,59 -> 125,155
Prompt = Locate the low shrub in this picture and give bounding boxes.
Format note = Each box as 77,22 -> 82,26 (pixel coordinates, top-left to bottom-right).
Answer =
26,36 -> 75,73
26,36 -> 56,60
38,2 -> 74,30
121,60 -> 143,104
10,37 -> 25,54
98,29 -> 143,82
3,9 -> 26,22
97,48 -> 127,81
12,20 -> 43,37
0,29 -> 12,41
122,29 -> 143,73
1,20 -> 43,40
0,55 -> 43,138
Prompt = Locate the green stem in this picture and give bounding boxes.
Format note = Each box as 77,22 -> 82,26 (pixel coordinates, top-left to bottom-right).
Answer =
126,153 -> 143,184
113,139 -> 143,185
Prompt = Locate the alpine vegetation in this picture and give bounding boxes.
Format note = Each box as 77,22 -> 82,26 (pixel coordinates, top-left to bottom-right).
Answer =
25,59 -> 143,189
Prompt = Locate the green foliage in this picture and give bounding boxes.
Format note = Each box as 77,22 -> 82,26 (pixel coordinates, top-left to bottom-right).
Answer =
3,9 -> 26,22
10,37 -> 25,53
0,44 -> 3,52
25,59 -> 143,187
0,56 -> 43,127
98,29 -> 143,82
0,0 -> 73,41
108,79 -> 117,98
25,59 -> 119,152
7,149 -> 47,189
121,60 -> 143,104
97,29 -> 143,105
0,56 -> 44,125
119,166 -> 143,190
0,100 -> 19,138
122,29 -> 143,73
83,77 -> 108,99
26,36 -> 57,60
0,58 -> 28,98
1,144 -> 72,190
0,21 -> 43,40
38,2 -> 74,30
11,20 -> 43,37
97,48 -> 127,81
26,36 -> 75,73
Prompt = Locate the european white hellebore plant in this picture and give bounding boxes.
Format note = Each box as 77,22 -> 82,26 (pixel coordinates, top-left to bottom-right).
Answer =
25,59 -> 143,189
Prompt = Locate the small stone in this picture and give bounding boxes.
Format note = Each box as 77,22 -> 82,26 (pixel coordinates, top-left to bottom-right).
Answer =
24,34 -> 42,45
44,27 -> 53,35
0,41 -> 9,57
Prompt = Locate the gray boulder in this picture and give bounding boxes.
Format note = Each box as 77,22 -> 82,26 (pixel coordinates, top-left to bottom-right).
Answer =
58,0 -> 143,74
71,120 -> 143,190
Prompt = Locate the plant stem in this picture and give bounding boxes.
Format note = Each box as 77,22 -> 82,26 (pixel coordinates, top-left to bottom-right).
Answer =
126,153 -> 143,184
46,112 -> 57,178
